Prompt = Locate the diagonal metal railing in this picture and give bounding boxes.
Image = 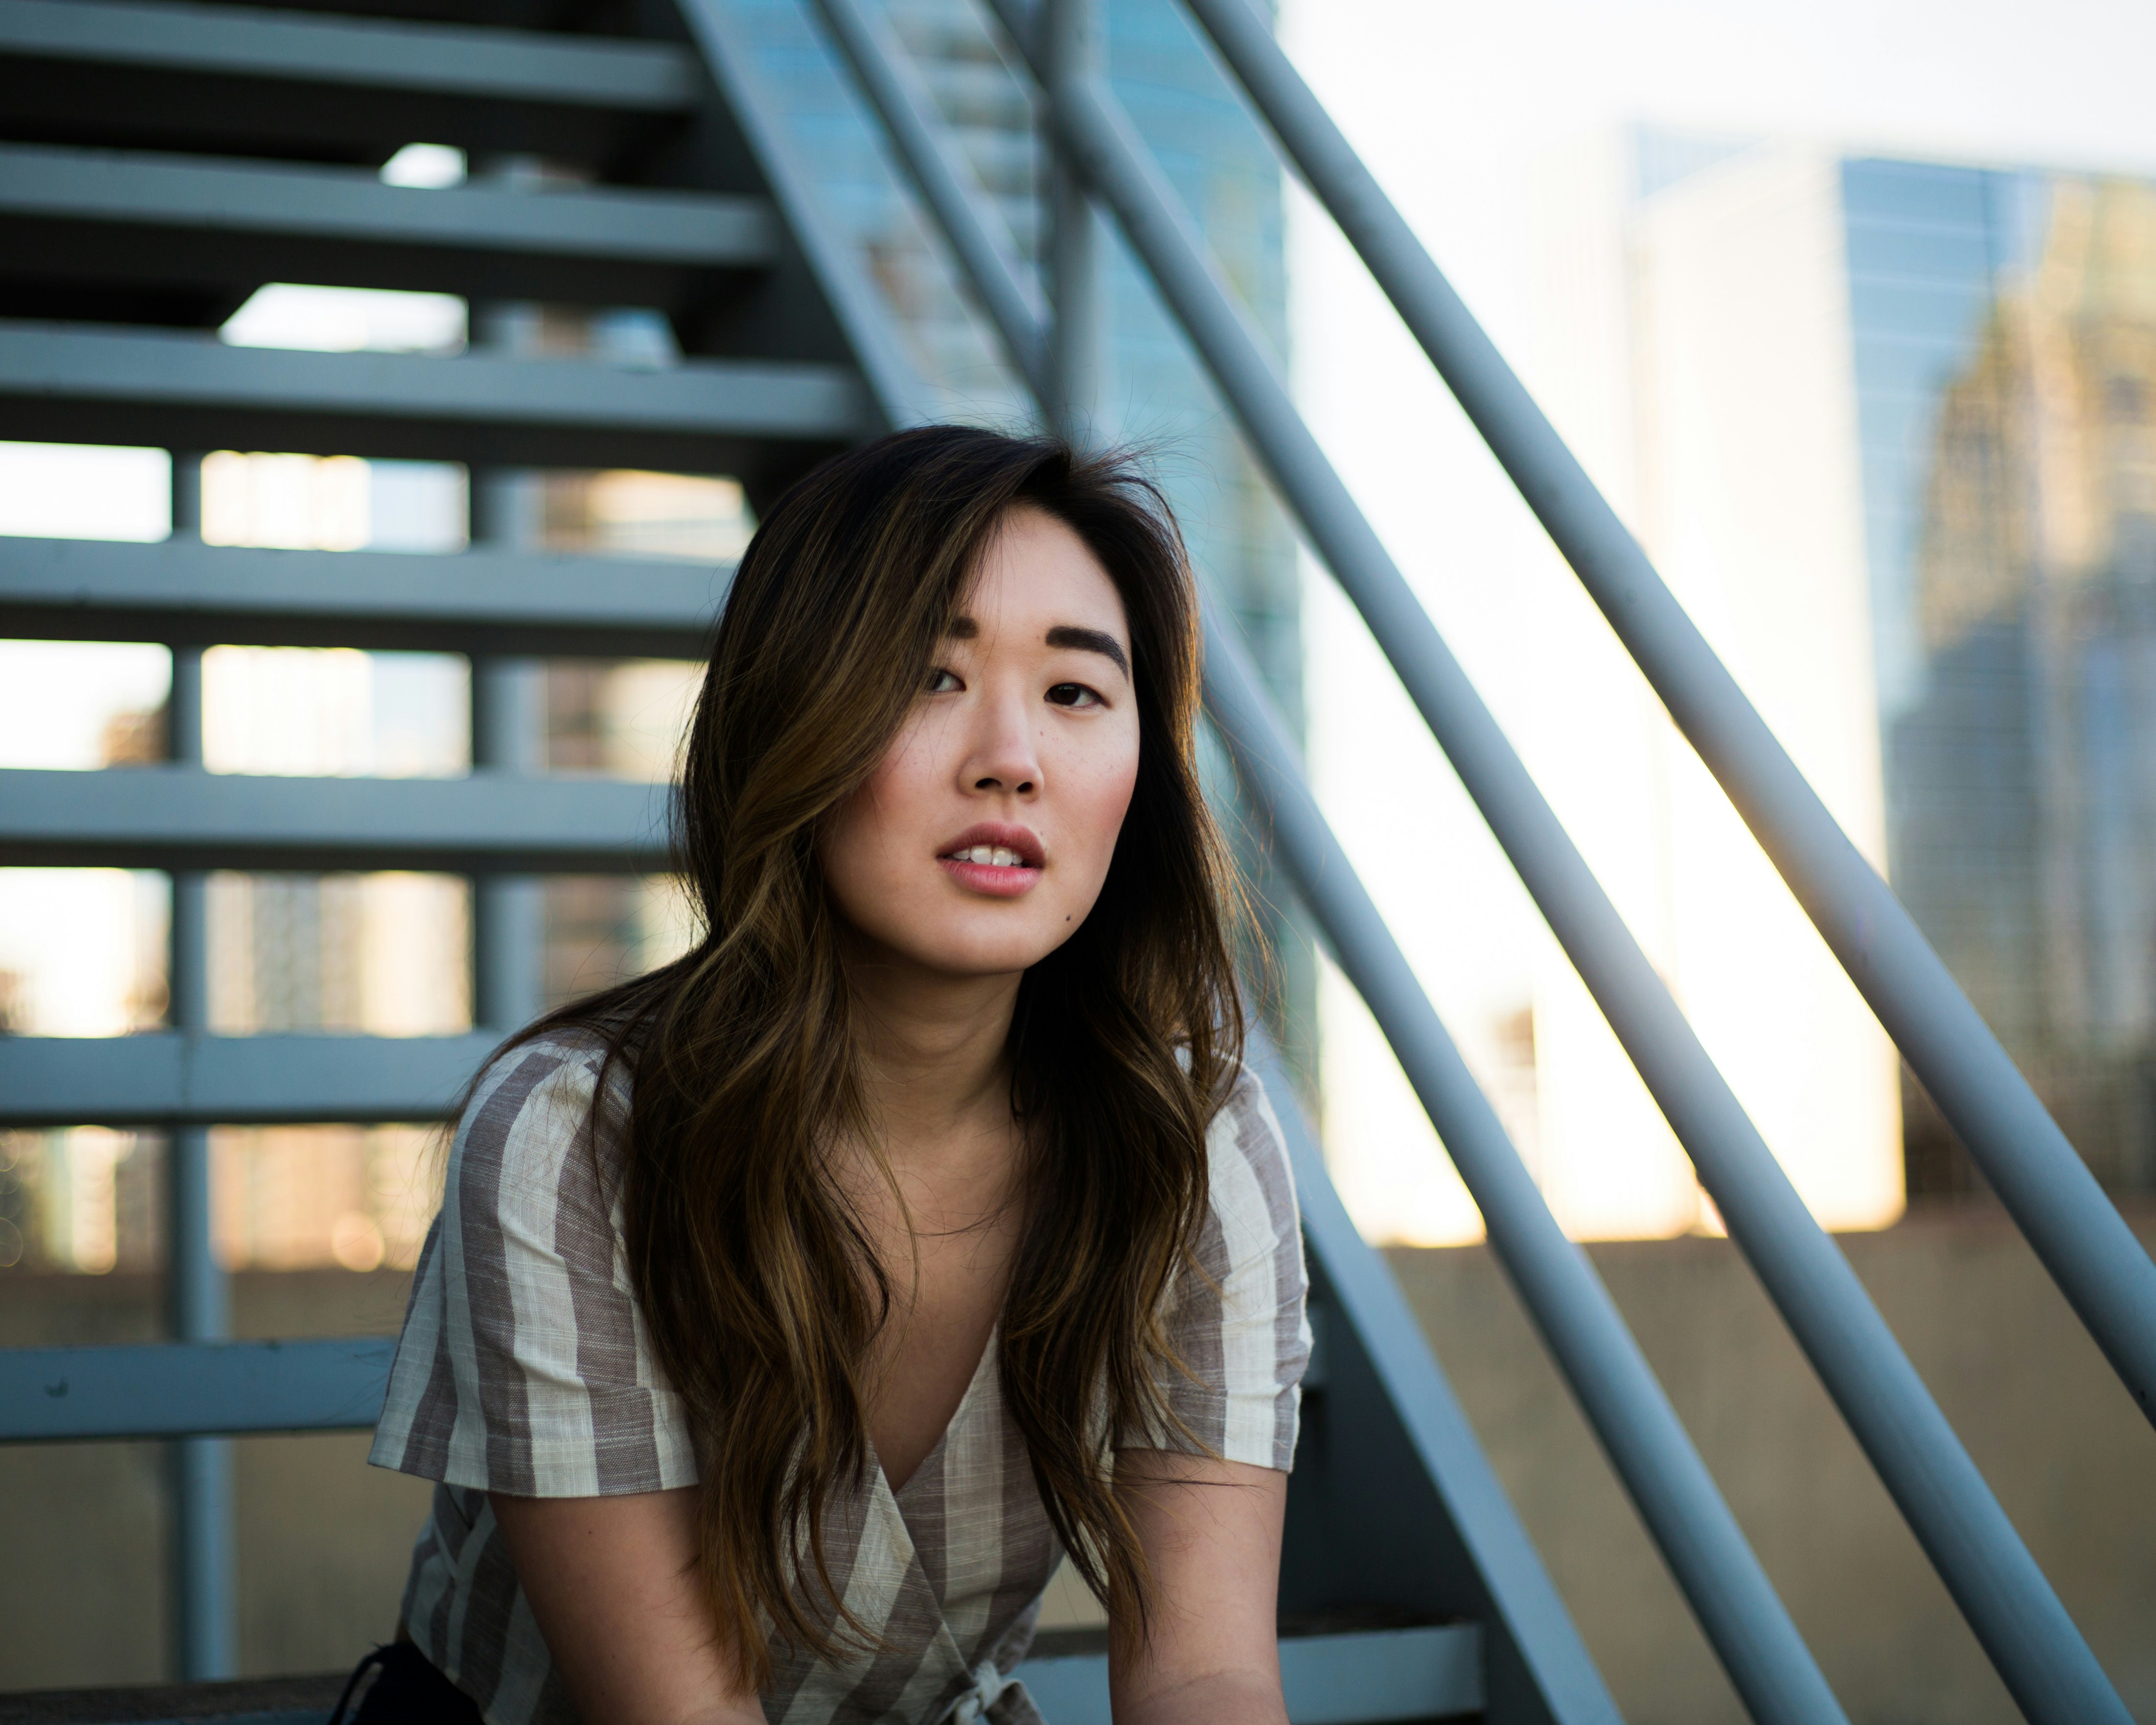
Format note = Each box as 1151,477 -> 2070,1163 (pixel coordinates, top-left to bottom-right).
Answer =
804,0 -> 2142,1721
1175,0 -> 2156,1442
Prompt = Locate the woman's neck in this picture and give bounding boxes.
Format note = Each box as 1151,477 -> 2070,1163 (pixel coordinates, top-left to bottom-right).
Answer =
842,937 -> 1023,1176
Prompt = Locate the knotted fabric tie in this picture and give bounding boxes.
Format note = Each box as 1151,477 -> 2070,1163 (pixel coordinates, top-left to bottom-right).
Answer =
941,1657 -> 1016,1725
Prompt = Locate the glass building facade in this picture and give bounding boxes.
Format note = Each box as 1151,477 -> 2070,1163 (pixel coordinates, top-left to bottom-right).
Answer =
1852,161 -> 2156,1196
1529,133 -> 2156,1215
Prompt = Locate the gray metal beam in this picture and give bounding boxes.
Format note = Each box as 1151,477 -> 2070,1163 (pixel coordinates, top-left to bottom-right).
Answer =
1178,0 -> 2156,1440
986,31 -> 2129,1725
0,535 -> 727,658
0,321 -> 871,479
0,1339 -> 395,1443
1041,0 -> 1105,442
0,143 -> 778,311
0,0 -> 699,163
671,0 -> 939,432
826,20 -> 1784,1705
1018,1624 -> 1483,1725
0,766 -> 669,873
0,1032 -> 499,1127
806,0 -> 1050,405
162,581 -> 233,1681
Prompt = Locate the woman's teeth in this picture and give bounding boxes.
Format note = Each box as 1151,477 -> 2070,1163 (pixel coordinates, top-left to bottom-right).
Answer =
951,845 -> 1024,867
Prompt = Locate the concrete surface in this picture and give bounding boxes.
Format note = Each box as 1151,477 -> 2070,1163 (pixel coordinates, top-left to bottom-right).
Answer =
1386,1205 -> 2156,1724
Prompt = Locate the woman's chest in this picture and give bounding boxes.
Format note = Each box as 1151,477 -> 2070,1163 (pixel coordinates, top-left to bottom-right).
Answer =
763,1350 -> 1062,1725
865,1215 -> 1020,1490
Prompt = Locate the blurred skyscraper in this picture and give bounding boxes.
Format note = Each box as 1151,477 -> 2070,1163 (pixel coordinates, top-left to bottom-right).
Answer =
1887,169 -> 2156,1196
1531,129 -> 2156,1214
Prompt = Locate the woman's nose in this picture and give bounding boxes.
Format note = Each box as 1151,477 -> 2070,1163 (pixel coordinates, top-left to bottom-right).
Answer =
963,691 -> 1040,796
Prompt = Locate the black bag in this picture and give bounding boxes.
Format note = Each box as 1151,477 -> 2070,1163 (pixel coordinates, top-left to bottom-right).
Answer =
329,1641 -> 485,1725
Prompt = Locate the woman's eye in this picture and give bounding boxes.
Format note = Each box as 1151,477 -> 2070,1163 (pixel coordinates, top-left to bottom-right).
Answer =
926,667 -> 962,694
1045,682 -> 1103,709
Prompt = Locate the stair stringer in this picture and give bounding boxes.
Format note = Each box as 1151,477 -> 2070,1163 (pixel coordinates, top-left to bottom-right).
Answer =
611,0 -> 937,469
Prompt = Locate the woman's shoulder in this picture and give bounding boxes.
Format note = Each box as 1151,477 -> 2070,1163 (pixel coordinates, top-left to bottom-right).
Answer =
1201,1058 -> 1302,1240
451,1024 -> 630,1203
468,1022 -> 618,1101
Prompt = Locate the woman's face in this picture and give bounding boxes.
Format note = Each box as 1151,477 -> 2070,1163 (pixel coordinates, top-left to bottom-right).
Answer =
820,506 -> 1141,982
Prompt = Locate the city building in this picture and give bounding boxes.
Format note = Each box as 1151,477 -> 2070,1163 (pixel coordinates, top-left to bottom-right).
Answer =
1526,128 -> 2156,1223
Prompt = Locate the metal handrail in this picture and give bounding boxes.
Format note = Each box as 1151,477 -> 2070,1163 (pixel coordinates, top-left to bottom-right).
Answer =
1177,0 -> 2156,1435
823,3 -> 2134,1721
803,5 -> 1841,1719
806,0 -> 1051,404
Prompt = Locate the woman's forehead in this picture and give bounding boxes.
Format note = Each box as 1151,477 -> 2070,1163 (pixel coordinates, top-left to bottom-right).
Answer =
956,509 -> 1129,642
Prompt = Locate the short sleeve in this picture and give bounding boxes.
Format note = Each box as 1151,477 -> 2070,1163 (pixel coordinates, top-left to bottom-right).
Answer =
1139,1065 -> 1312,1472
369,1034 -> 699,1497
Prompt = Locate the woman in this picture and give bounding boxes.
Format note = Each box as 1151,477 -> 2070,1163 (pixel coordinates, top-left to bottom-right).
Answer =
360,426 -> 1310,1725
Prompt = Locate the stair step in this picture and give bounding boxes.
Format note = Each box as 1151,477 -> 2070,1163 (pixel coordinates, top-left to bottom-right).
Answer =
0,765 -> 670,872
0,1338 -> 399,1441
0,144 -> 778,316
0,1674 -> 348,1725
0,0 -> 699,164
0,536 -> 727,658
1022,1623 -> 1483,1724
0,1628 -> 1483,1724
0,1031 -> 502,1128
0,321 -> 871,482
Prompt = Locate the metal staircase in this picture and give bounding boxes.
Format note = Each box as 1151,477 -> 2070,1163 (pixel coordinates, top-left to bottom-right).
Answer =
0,1 -> 2149,1723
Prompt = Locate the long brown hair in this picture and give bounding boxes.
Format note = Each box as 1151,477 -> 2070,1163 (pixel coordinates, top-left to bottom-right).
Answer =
515,426 -> 1244,1683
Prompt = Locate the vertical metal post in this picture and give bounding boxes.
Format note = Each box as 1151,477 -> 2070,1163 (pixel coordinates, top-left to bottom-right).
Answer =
1043,0 -> 1104,443
467,294 -> 546,1033
468,652 -> 545,1030
166,450 -> 236,1682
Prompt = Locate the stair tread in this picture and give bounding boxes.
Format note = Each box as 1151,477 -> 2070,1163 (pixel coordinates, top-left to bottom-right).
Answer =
0,535 -> 728,656
0,0 -> 700,163
0,141 -> 780,316
0,1618 -> 1484,1724
0,764 -> 672,873
0,143 -> 777,266
0,0 -> 696,108
0,319 -> 872,476
0,1032 -> 502,1128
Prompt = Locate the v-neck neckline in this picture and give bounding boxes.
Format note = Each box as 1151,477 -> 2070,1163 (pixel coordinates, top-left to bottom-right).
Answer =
877,1323 -> 998,1503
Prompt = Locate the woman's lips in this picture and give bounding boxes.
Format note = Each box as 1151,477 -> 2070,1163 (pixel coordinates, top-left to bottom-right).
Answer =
937,851 -> 1042,898
935,826 -> 1044,897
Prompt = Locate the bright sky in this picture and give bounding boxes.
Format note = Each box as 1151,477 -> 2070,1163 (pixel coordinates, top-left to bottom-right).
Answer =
1279,0 -> 2156,1239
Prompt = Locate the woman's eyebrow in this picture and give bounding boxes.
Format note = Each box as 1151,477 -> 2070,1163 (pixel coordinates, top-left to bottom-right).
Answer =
1045,625 -> 1130,677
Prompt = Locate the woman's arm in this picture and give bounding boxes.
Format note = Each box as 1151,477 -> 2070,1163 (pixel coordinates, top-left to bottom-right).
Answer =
1107,1452 -> 1291,1725
490,1488 -> 766,1725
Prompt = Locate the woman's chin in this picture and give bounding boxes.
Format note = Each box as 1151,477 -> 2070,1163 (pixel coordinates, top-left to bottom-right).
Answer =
873,918 -> 1079,984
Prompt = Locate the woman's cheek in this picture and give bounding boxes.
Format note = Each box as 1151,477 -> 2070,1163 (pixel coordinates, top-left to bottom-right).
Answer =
1074,739 -> 1140,887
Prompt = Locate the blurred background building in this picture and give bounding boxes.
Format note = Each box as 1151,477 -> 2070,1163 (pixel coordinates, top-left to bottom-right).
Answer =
1513,131 -> 2156,1240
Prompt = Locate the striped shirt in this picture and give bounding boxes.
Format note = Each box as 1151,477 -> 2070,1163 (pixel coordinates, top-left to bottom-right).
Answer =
369,1031 -> 1310,1725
